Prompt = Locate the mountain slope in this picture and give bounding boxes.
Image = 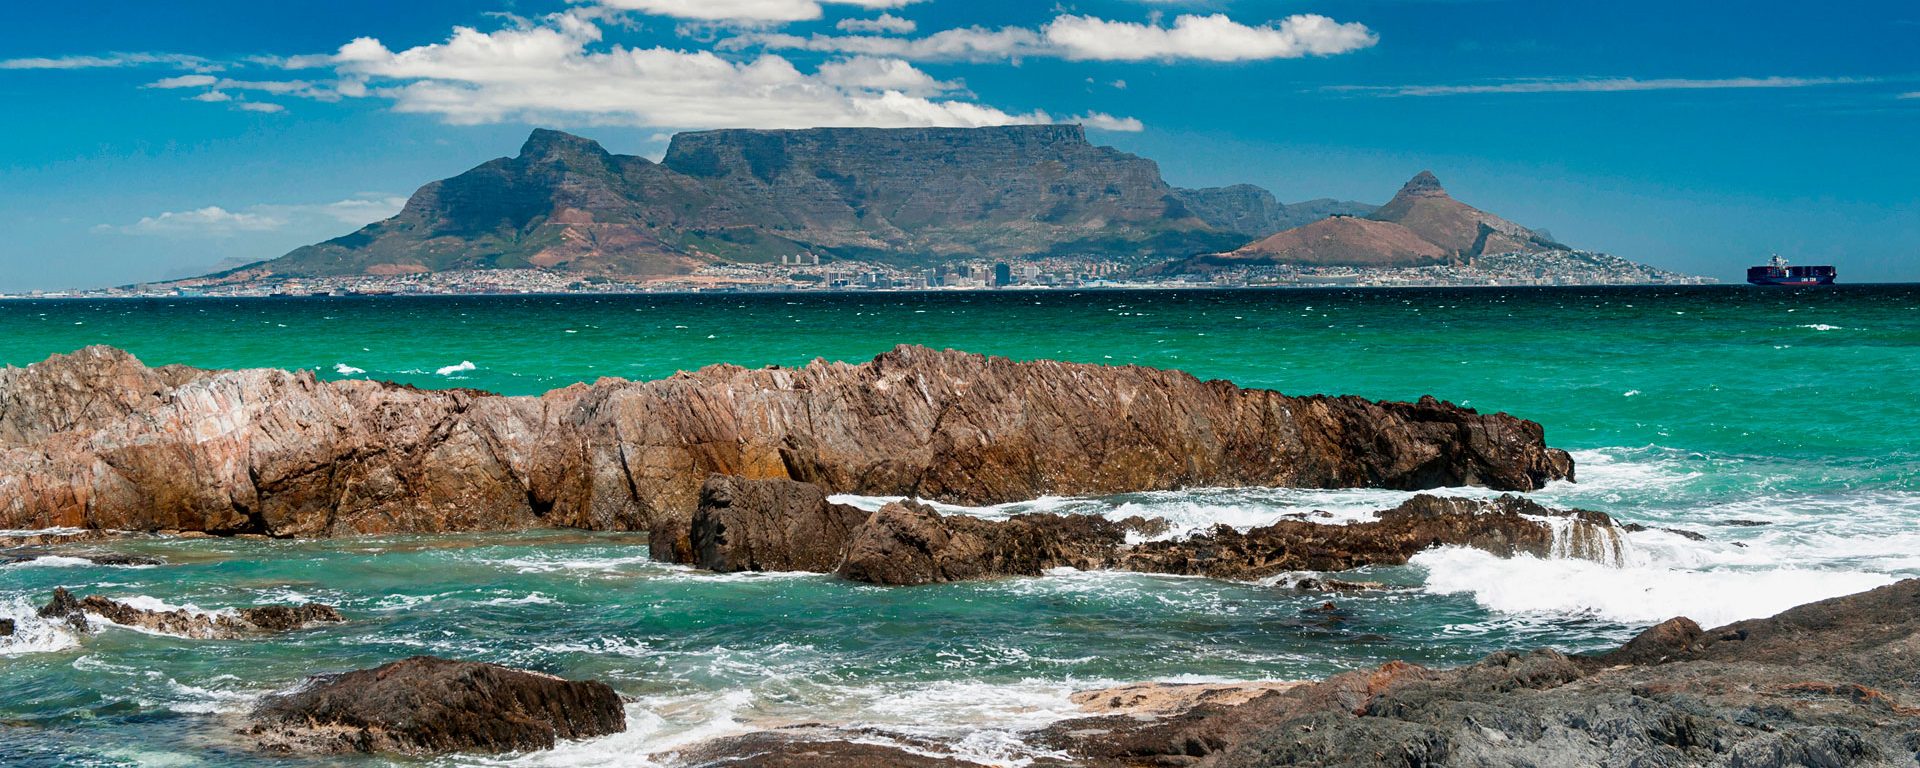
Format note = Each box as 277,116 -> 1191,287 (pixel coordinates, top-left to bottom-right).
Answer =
194,126 -> 1370,283
1161,171 -> 1582,272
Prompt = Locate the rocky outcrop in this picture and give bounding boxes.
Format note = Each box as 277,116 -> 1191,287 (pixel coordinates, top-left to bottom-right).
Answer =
665,480 -> 1618,586
834,501 -> 1162,585
657,475 -> 873,571
1033,579 -> 1920,768
1119,494 -> 1624,580
247,655 -> 625,755
0,346 -> 1572,539
1,548 -> 162,566
33,589 -> 343,638
1170,184 -> 1375,239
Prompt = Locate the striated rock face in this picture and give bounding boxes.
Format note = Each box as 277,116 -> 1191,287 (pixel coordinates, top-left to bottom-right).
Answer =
34,589 -> 343,638
677,730 -> 988,768
0,345 -> 1572,539
247,655 -> 626,755
1036,579 -> 1920,768
662,474 -> 872,572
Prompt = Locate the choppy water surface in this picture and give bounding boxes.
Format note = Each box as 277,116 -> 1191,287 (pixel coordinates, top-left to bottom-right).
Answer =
2,286 -> 1917,766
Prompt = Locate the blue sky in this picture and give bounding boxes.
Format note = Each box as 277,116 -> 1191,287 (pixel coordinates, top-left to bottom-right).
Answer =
1,0 -> 1915,290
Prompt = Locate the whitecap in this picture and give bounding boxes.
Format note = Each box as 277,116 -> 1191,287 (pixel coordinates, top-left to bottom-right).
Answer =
0,595 -> 82,655
435,360 -> 477,376
333,363 -> 366,375
1411,546 -> 1896,627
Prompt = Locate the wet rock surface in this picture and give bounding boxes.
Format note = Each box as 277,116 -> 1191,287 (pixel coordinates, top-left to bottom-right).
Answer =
247,655 -> 625,755
1118,494 -> 1624,580
1033,579 -> 1920,768
0,548 -> 163,567
0,345 -> 1571,537
668,482 -> 1620,586
32,588 -> 342,638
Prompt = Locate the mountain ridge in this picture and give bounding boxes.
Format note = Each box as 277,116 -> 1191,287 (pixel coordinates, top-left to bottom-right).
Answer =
194,125 -> 1372,283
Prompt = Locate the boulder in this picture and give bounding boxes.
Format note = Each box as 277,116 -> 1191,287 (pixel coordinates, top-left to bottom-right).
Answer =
37,587 -> 89,633
835,501 -> 1157,585
0,618 -> 13,637
247,655 -> 625,755
655,474 -> 872,571
0,345 -> 1572,538
676,731 -> 988,768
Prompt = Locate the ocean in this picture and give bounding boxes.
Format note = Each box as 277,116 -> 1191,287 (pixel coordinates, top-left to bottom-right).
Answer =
1,285 -> 1916,766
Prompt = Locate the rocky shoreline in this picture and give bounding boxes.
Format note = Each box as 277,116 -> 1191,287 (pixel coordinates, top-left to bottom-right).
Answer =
675,579 -> 1920,767
0,345 -> 1570,538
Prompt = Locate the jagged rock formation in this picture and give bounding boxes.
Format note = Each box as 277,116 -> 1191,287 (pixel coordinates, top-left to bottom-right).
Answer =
183,126 -> 1369,283
0,346 -> 1572,538
660,480 -> 1619,587
34,588 -> 343,638
246,655 -> 626,755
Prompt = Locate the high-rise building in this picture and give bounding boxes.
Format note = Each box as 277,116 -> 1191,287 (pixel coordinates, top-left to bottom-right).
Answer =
993,262 -> 1012,287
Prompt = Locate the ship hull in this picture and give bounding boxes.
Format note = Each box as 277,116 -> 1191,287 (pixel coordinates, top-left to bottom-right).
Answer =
1747,276 -> 1837,286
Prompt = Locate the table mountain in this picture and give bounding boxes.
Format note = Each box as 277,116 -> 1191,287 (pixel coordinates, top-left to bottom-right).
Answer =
194,126 -> 1367,282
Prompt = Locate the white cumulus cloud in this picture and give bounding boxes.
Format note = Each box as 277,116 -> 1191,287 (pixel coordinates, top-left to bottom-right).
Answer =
730,12 -> 1377,62
1042,13 -> 1377,61
595,0 -> 921,24
837,12 -> 916,35
121,206 -> 285,235
311,13 -> 1138,131
112,196 -> 407,237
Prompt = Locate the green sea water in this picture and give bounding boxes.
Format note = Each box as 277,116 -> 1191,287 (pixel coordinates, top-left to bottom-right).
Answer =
2,286 -> 1917,766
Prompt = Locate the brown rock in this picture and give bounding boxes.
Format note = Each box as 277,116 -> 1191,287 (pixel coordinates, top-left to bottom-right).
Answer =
835,501 -> 1151,585
36,591 -> 342,639
0,618 -> 13,637
0,346 -> 1571,538
248,655 -> 625,755
656,474 -> 872,571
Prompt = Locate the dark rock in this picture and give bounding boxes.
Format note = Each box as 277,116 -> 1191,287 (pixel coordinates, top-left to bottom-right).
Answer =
655,474 -> 872,571
79,553 -> 165,566
0,618 -> 13,636
1719,518 -> 1773,527
248,655 -> 625,755
1035,580 -> 1920,768
75,595 -> 343,639
1598,616 -> 1705,666
1118,494 -> 1623,581
237,604 -> 346,633
835,501 -> 1150,585
37,587 -> 89,633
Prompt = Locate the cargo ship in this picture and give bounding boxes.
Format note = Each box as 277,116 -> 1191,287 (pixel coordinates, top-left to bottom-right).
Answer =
1747,255 -> 1836,286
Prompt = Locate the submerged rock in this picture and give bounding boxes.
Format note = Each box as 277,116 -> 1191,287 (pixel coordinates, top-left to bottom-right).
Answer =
0,548 -> 163,567
247,655 -> 625,755
0,345 -> 1571,538
34,589 -> 341,639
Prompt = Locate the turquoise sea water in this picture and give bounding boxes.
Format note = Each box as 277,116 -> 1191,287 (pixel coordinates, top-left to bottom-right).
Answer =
2,286 -> 1917,766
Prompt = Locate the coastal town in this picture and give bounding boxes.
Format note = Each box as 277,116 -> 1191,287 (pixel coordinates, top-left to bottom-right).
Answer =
6,250 -> 1713,299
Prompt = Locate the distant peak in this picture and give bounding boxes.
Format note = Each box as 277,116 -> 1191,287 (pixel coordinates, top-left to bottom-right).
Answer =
1395,171 -> 1448,198
519,129 -> 610,161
